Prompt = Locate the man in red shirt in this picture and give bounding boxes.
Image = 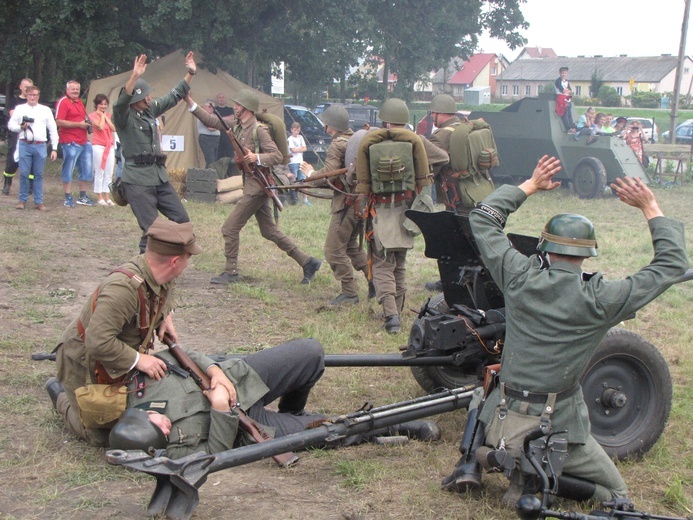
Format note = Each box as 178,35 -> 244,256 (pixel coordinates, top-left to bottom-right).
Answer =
55,80 -> 94,207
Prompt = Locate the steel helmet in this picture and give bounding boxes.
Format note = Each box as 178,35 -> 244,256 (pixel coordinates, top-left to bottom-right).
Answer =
231,89 -> 259,113
109,408 -> 167,451
130,79 -> 154,104
430,94 -> 457,114
537,213 -> 598,257
378,98 -> 410,125
320,105 -> 350,132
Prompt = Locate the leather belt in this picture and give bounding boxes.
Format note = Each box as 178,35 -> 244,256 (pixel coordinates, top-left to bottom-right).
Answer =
20,139 -> 46,144
504,384 -> 580,404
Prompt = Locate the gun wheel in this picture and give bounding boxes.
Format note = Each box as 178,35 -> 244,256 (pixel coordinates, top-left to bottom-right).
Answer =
581,328 -> 672,460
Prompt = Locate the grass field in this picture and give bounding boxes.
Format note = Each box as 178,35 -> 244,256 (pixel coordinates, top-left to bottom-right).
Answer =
0,158 -> 691,519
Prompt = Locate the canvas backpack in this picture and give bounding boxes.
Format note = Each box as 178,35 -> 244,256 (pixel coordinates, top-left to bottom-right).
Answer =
368,140 -> 416,194
445,119 -> 499,178
255,111 -> 291,165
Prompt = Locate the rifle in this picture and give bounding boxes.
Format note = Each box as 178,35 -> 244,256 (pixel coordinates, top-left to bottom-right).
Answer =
161,333 -> 298,468
267,167 -> 349,190
212,107 -> 283,216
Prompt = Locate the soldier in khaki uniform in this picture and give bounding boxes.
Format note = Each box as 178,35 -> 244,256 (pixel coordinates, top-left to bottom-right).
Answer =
355,99 -> 447,333
442,158 -> 688,504
188,90 -> 321,285
300,106 -> 369,305
113,53 -> 197,253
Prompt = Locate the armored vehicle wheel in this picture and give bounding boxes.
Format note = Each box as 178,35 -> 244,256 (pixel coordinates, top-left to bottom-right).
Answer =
572,157 -> 607,199
410,293 -> 481,392
581,328 -> 672,460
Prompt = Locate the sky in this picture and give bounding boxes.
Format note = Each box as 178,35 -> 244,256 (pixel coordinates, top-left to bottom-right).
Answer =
477,0 -> 692,60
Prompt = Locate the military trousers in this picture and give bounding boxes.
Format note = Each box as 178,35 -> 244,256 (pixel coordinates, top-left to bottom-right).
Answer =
123,181 -> 190,253
243,339 -> 327,437
324,209 -> 367,297
221,190 -> 310,275
371,242 -> 408,317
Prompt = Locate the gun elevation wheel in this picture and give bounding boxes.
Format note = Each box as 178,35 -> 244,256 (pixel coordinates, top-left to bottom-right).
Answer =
572,156 -> 607,199
581,328 -> 672,460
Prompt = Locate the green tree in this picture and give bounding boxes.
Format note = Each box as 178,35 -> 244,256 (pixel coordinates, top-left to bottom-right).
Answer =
590,70 -> 604,99
597,85 -> 621,107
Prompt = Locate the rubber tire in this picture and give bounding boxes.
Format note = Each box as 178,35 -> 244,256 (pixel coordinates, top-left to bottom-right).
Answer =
572,157 -> 607,199
410,293 -> 482,392
580,328 -> 672,460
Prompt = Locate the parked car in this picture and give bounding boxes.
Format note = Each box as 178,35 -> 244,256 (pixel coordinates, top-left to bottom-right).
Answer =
662,121 -> 693,145
283,105 -> 330,164
625,117 -> 658,143
313,103 -> 332,115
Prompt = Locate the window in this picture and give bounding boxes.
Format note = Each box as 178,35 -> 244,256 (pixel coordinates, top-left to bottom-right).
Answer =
512,85 -> 519,95
575,86 -> 581,96
685,67 -> 690,74
616,87 -> 623,95
491,67 -> 497,75
537,85 -> 543,94
501,85 -> 507,95
525,85 -> 531,95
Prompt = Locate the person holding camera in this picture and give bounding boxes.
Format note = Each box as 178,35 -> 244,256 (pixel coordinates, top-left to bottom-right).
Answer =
56,80 -> 95,207
7,85 -> 59,211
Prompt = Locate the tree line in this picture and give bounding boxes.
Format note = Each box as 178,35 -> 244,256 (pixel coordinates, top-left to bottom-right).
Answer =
0,0 -> 527,105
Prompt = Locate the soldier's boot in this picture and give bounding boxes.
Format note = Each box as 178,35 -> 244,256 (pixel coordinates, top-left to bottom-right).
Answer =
339,419 -> 441,446
44,377 -> 65,411
2,173 -> 13,195
441,411 -> 486,494
278,387 -> 312,416
301,257 -> 322,285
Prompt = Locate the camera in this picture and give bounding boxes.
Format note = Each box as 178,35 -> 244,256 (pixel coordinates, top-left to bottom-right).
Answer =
21,116 -> 35,125
85,117 -> 93,134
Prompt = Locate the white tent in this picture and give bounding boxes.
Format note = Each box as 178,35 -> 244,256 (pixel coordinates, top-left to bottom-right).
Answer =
86,50 -> 283,171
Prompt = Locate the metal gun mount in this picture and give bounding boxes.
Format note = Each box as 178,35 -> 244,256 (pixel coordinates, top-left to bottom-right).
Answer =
106,386 -> 476,520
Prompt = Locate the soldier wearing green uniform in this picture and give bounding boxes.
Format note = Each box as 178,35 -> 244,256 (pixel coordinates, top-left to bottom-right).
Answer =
113,53 -> 197,253
45,219 -> 340,452
188,89 -> 321,286
300,106 -> 369,305
442,156 -> 688,504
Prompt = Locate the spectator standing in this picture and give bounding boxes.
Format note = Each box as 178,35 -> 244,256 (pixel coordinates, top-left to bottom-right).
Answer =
3,78 -> 33,196
625,122 -> 646,164
113,52 -> 196,253
196,100 -> 220,167
215,92 -> 235,160
89,94 -> 116,206
56,80 -> 95,207
7,85 -> 58,211
288,122 -> 308,205
554,67 -> 576,132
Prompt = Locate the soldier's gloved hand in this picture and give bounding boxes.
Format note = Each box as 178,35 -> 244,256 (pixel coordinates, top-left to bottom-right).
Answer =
137,353 -> 168,381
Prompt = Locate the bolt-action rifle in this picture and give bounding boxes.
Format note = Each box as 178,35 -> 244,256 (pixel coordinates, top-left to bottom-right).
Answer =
161,333 -> 298,469
212,107 -> 283,217
268,167 -> 349,189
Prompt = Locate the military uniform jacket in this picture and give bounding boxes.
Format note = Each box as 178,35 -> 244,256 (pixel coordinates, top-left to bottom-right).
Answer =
127,350 -> 269,459
428,116 -> 460,175
471,185 -> 688,443
56,255 -> 175,394
113,79 -> 190,186
311,129 -> 353,214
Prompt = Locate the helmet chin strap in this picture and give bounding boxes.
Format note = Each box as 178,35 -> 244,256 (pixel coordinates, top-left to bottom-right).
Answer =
235,106 -> 247,120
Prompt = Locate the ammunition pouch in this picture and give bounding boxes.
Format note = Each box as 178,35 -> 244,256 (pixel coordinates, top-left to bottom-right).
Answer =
132,153 -> 167,167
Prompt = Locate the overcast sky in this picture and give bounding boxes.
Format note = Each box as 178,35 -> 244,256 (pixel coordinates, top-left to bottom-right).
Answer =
477,0 -> 692,60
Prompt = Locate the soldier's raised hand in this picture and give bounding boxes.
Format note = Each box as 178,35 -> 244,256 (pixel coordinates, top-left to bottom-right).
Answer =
133,54 -> 147,77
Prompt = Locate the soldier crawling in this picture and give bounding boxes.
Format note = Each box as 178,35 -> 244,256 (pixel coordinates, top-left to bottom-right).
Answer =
442,156 -> 687,505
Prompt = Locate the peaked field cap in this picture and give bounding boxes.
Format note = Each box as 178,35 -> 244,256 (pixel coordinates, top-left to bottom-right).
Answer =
130,78 -> 154,104
146,218 -> 202,255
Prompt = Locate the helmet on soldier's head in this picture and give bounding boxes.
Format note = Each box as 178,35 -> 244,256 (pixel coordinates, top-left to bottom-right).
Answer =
378,98 -> 410,125
537,214 -> 598,257
430,94 -> 457,114
130,79 -> 154,104
231,89 -> 259,113
320,105 -> 350,132
109,408 -> 167,451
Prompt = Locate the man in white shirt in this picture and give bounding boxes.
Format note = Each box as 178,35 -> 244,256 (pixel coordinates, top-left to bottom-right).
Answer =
8,85 -> 59,211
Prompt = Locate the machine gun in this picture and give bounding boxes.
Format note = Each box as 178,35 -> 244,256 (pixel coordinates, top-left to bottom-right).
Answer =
514,428 -> 692,520
105,385 -> 476,520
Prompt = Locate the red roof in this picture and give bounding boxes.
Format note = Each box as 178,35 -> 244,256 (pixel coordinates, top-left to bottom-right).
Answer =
448,53 -> 496,85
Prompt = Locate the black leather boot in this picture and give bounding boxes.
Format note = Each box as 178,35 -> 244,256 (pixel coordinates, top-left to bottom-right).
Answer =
45,377 -> 65,410
2,174 -> 12,195
388,420 -> 441,442
278,387 -> 312,416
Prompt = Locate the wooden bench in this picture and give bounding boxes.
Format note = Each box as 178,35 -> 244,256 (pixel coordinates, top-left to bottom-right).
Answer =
643,144 -> 692,186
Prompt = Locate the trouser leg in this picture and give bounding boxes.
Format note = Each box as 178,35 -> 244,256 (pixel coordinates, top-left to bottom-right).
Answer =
122,183 -> 163,253
255,198 -> 310,267
55,391 -> 110,447
220,191 -> 266,274
325,212 -> 363,297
